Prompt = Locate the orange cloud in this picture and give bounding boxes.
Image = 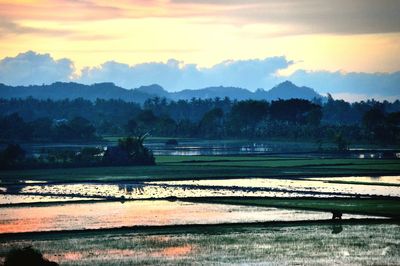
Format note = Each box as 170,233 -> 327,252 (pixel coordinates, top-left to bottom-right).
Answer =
0,0 -> 122,21
0,0 -> 399,76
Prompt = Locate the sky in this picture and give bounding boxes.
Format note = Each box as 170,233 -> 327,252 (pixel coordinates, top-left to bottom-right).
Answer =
0,0 -> 399,101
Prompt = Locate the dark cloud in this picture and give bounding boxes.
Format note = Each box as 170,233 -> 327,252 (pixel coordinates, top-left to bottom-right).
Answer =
0,0 -> 123,21
0,19 -> 34,36
173,0 -> 400,34
0,18 -> 72,37
0,18 -> 114,41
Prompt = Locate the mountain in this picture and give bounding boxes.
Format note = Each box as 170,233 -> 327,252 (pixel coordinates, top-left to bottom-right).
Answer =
168,81 -> 321,101
254,81 -> 322,101
170,86 -> 254,100
134,84 -> 170,98
135,81 -> 322,101
0,80 -> 323,103
0,82 -> 152,103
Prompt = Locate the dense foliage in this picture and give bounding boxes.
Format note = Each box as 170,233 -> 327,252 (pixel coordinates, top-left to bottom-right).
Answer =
0,136 -> 155,170
1,96 -> 399,145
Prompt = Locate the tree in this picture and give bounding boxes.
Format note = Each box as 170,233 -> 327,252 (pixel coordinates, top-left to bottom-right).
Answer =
270,99 -> 321,125
362,108 -> 385,130
199,108 -> 224,137
136,110 -> 158,134
103,135 -> 155,166
154,116 -> 177,136
322,96 -> 355,125
53,116 -> 96,141
30,117 -> 53,140
385,112 -> 400,144
75,147 -> 103,165
0,144 -> 26,169
362,108 -> 386,143
228,100 -> 269,136
125,118 -> 138,135
0,113 -> 32,141
334,132 -> 349,151
305,108 -> 323,126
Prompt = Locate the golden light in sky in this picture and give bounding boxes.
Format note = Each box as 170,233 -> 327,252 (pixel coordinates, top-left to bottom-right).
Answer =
1,0 -> 399,73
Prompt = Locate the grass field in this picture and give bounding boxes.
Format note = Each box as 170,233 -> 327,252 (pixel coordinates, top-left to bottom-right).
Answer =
188,197 -> 400,218
1,222 -> 399,265
1,152 -> 399,265
1,155 -> 399,184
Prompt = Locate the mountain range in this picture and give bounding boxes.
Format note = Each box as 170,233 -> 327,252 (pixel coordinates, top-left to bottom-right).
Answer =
0,80 -> 323,103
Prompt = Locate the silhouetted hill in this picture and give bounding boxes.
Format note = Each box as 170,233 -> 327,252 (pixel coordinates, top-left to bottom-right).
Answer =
134,84 -> 170,98
134,81 -> 322,101
169,86 -> 254,100
254,81 -> 322,101
0,82 -> 152,103
0,80 -> 323,103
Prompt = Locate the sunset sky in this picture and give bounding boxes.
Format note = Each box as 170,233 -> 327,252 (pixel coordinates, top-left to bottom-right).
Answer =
0,0 -> 399,100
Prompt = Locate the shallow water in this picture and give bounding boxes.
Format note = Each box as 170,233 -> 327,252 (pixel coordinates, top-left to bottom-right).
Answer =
11,182 -> 342,201
306,175 -> 400,184
0,194 -> 103,205
0,200 -> 376,234
22,140 -> 400,157
151,177 -> 400,197
1,175 -> 398,205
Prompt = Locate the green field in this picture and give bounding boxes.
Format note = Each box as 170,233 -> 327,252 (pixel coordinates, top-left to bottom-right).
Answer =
189,197 -> 400,218
1,155 -> 399,184
1,152 -> 399,265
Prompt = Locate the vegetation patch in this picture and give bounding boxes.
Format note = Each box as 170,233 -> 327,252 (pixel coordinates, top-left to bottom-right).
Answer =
1,155 -> 400,184
191,197 -> 400,218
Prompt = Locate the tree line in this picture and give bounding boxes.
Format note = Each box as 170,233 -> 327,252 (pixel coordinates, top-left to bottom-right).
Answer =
0,96 -> 399,145
0,136 -> 155,170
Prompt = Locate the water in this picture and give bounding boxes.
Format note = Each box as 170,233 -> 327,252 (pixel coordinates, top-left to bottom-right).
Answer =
21,140 -> 400,157
6,182 -> 339,200
3,176 -> 397,203
0,200 -> 376,234
151,177 -> 400,197
305,175 -> 400,184
0,194 -> 103,205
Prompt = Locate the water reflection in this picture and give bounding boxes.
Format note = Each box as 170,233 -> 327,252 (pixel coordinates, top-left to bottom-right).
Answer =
1,176 -> 399,205
0,194 -> 103,205
151,177 -> 400,198
20,141 -> 400,158
0,200 -> 376,234
153,245 -> 192,257
15,182 -> 346,200
117,183 -> 144,194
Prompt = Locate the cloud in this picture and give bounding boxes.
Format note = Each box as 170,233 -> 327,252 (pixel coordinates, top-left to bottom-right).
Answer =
330,92 -> 400,103
78,57 -> 292,90
0,51 -> 399,101
0,18 -> 72,37
0,19 -> 34,36
288,70 -> 400,97
172,0 -> 400,35
2,1 -> 399,36
0,51 -> 75,86
0,0 -> 122,21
